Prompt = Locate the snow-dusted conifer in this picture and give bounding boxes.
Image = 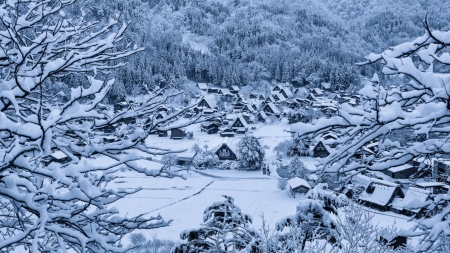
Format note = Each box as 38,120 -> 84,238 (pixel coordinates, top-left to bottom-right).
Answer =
236,134 -> 265,171
288,157 -> 309,179
174,195 -> 260,253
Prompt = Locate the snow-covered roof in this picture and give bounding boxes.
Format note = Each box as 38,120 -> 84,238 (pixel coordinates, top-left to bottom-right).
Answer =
281,87 -> 293,97
321,82 -> 331,90
288,177 -> 311,190
359,182 -> 398,207
231,115 -> 249,129
387,164 -> 413,173
271,92 -> 286,101
396,187 -> 430,213
265,102 -> 280,114
212,137 -> 238,154
197,83 -> 208,90
312,88 -> 323,96
350,174 -> 372,188
51,150 -> 68,160
258,111 -> 268,119
200,96 -> 217,109
231,85 -> 240,91
414,182 -> 445,187
219,88 -> 232,95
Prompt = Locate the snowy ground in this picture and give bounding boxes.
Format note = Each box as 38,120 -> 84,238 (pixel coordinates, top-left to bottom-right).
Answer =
97,121 -> 419,244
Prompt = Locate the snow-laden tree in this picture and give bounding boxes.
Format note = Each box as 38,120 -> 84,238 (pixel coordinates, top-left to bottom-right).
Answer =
0,1 -> 202,252
236,134 -> 265,171
288,157 -> 310,179
174,195 -> 260,253
275,198 -> 341,251
290,21 -> 450,252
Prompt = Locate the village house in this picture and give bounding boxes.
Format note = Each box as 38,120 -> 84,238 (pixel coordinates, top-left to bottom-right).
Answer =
207,88 -> 219,94
263,95 -> 276,106
170,128 -> 186,139
257,111 -> 268,123
229,115 -> 249,134
377,229 -> 407,250
272,84 -> 284,92
214,139 -> 238,161
263,102 -> 280,117
413,182 -> 449,195
311,141 -> 331,158
321,82 -> 331,91
200,122 -> 220,134
218,88 -> 233,97
287,177 -> 311,198
197,83 -> 208,91
353,175 -> 404,211
220,128 -> 235,137
279,87 -> 293,99
176,152 -> 196,167
311,88 -> 324,97
230,85 -> 240,94
382,164 -> 418,179
241,103 -> 255,113
391,187 -> 432,217
196,97 -> 217,112
271,92 -> 287,103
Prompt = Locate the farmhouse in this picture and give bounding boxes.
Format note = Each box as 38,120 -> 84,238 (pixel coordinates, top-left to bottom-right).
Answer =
197,97 -> 217,111
271,92 -> 286,102
272,84 -> 284,92
230,115 -> 249,134
218,88 -> 232,96
287,177 -> 311,198
263,102 -> 280,116
312,141 -> 331,158
214,139 -> 238,161
176,152 -> 196,166
382,164 -> 418,179
220,128 -> 235,137
377,228 -> 407,250
391,187 -> 432,217
257,111 -> 268,123
200,122 -> 220,134
311,88 -> 323,97
357,175 -> 404,211
279,87 -> 293,98
230,85 -> 240,94
413,182 -> 448,195
170,128 -> 185,139
197,83 -> 208,91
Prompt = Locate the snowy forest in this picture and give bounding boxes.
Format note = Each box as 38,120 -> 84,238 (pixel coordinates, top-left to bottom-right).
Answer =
3,0 -> 450,252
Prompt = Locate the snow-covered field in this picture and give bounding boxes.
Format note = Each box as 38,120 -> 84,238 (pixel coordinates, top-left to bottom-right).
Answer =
100,121 -> 418,244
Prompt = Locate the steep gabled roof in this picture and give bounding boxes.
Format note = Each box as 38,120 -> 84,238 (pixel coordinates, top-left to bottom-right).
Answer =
264,102 -> 280,114
230,114 -> 249,129
197,83 -> 208,90
288,177 -> 311,190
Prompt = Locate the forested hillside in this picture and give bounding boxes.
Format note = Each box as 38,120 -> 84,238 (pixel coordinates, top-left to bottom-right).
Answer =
76,0 -> 449,100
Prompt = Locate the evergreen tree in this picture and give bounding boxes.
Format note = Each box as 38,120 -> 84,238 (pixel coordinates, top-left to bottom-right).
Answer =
236,134 -> 265,171
174,195 -> 260,253
288,157 -> 309,179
